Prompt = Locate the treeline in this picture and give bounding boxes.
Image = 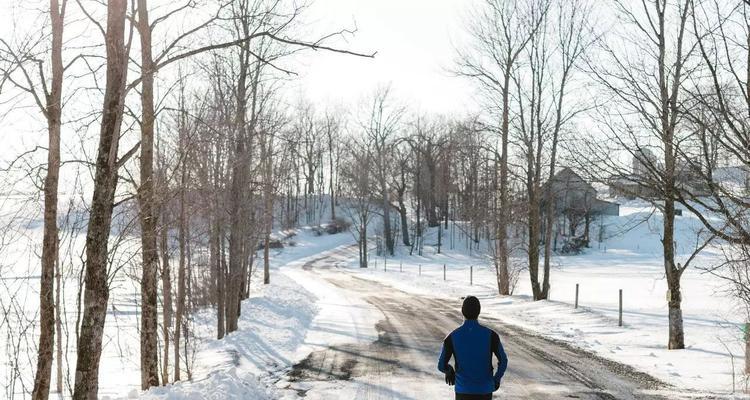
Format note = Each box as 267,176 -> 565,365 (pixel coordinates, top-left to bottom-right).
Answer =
0,0 -> 375,398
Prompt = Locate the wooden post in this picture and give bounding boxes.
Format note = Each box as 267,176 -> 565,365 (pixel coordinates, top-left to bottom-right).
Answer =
470,266 -> 473,286
619,289 -> 623,327
575,283 -> 579,309
384,256 -> 387,272
419,264 -> 421,276
443,264 -> 446,281
400,261 -> 403,272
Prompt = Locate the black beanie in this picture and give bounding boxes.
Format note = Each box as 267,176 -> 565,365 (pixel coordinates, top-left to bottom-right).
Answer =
462,296 -> 481,320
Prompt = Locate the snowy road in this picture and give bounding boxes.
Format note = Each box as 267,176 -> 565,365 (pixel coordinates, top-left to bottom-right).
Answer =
280,248 -> 709,400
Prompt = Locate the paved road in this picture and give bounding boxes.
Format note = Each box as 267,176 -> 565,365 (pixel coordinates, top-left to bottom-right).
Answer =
282,249 -> 711,399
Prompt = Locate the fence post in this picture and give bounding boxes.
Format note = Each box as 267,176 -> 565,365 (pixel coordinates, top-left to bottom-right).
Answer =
384,257 -> 387,272
575,283 -> 579,309
419,264 -> 421,276
619,289 -> 623,327
443,264 -> 446,281
470,266 -> 473,286
400,261 -> 403,272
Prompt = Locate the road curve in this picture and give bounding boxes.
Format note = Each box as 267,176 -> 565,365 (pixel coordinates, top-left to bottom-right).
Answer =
282,248 -> 709,400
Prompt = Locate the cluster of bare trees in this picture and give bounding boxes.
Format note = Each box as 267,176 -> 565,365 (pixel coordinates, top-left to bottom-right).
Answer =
338,0 -> 750,377
0,0 -> 373,398
457,0 -> 750,358
455,0 -> 594,299
556,0 -> 750,356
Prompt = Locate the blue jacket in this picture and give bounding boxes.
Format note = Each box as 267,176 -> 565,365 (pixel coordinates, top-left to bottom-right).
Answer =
437,320 -> 508,394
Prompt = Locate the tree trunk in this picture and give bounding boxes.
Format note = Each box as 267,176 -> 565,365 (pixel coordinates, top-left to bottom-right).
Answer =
174,161 -> 187,381
528,188 -> 542,300
159,209 -> 172,384
217,226 -> 226,339
426,159 -> 439,227
212,140 -> 225,340
246,248 -> 255,297
495,71 -> 512,296
136,0 -> 160,388
55,256 -> 63,395
398,196 -> 410,246
541,83 -> 566,299
262,132 -> 273,285
362,223 -> 368,268
329,135 -> 336,220
381,181 -> 394,255
73,2 -> 129,398
357,238 -> 365,268
32,2 -> 65,399
664,197 -> 684,349
437,223 -> 442,254
227,118 -> 246,334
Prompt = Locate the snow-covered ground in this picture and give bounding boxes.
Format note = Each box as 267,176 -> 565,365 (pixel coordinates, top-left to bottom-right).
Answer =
141,199 -> 750,398
0,192 -> 362,399
140,231 -> 383,400
338,201 -> 748,396
3,197 -> 748,398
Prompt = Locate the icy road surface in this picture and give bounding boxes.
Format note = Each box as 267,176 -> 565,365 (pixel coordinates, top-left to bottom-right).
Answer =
278,249 -> 712,400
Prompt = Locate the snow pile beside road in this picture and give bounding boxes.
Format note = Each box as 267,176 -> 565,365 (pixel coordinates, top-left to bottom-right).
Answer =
140,271 -> 316,400
137,369 -> 273,400
138,228 -> 360,400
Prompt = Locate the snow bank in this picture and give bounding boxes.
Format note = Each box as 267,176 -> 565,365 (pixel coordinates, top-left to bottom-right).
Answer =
139,271 -> 316,400
138,228 -> 362,400
137,370 -> 273,400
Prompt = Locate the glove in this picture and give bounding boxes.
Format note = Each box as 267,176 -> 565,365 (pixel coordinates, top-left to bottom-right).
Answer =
445,365 -> 456,386
493,378 -> 501,392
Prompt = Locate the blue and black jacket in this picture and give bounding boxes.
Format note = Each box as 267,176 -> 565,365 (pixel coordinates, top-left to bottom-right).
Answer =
437,320 -> 508,394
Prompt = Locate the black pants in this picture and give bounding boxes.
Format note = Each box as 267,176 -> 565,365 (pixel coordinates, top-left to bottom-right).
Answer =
455,394 -> 492,400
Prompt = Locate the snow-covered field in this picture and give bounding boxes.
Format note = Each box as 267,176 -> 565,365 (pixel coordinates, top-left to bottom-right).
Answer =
0,193 -> 359,399
3,197 -> 748,398
340,202 -> 748,396
141,199 -> 750,398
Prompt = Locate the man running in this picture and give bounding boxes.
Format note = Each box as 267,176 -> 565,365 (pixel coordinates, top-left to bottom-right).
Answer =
437,296 -> 508,400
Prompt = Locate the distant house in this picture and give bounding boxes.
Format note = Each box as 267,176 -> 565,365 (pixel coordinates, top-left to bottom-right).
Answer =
541,168 -> 619,249
713,165 -> 750,192
609,150 -> 713,199
608,175 -> 660,199
543,167 -> 620,218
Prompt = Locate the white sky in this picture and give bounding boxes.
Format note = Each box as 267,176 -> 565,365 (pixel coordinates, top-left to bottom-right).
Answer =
288,0 -> 478,115
0,0 -> 481,190
0,0 -> 478,144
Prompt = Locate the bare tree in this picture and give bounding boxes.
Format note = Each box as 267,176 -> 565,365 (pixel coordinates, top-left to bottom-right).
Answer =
578,0 -> 698,350
156,133 -> 173,384
540,0 -> 592,301
341,138 -> 376,268
0,1 -> 69,397
173,88 -> 190,381
686,0 -> 750,369
455,0 -> 546,295
511,0 -> 591,300
322,111 -> 343,221
135,0 -> 160,388
361,86 -> 403,256
391,141 -> 412,247
73,1 -> 131,398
